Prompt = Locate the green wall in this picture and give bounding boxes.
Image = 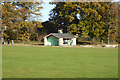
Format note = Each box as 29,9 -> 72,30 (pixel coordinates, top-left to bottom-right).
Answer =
47,36 -> 59,46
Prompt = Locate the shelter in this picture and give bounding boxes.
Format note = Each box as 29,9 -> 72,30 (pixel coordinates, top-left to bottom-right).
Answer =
44,33 -> 76,46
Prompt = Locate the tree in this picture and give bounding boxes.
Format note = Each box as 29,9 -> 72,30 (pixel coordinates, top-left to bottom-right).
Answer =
118,2 -> 120,43
109,2 -> 118,42
2,1 -> 43,41
3,29 -> 17,40
49,2 -> 118,42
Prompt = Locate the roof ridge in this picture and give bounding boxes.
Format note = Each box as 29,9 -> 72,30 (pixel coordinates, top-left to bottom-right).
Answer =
44,33 -> 75,39
52,33 -> 69,34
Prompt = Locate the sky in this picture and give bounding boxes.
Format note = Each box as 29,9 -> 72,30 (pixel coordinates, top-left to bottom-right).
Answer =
40,2 -> 55,22
40,0 -> 119,22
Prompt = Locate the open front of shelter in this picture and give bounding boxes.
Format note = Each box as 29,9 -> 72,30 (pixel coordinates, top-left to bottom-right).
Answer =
44,33 -> 76,46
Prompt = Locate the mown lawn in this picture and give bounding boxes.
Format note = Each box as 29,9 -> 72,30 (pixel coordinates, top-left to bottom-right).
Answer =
2,45 -> 118,78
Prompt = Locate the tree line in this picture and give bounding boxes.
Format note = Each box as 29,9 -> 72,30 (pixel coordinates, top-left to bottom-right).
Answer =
48,2 -> 118,43
1,2 -> 119,44
2,2 -> 43,41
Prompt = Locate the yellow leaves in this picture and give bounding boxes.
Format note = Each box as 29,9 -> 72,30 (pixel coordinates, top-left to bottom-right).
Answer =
93,29 -> 99,37
70,12 -> 76,15
94,10 -> 98,16
105,4 -> 110,9
73,26 -> 77,30
81,27 -> 85,31
68,24 -> 80,33
99,29 -> 105,35
66,15 -> 74,23
97,15 -> 102,21
2,33 -> 9,38
59,11 -> 63,16
84,2 -> 87,6
69,19 -> 72,23
96,33 -> 99,37
96,3 -> 101,7
91,15 -> 94,18
88,8 -> 92,11
18,31 -> 30,41
84,9 -> 88,13
87,12 -> 89,15
101,7 -> 105,13
102,29 -> 105,33
87,8 -> 98,16
64,4 -> 67,7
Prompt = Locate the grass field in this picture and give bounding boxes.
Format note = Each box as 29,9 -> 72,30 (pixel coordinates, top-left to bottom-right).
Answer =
2,45 -> 118,78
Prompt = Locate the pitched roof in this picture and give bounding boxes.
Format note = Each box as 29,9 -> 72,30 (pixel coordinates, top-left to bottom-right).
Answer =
44,33 -> 76,39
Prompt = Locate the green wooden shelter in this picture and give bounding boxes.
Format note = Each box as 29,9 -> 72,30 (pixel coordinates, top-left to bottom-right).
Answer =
44,33 -> 76,46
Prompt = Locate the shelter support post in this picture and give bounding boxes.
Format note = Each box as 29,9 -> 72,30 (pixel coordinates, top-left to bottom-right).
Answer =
44,37 -> 47,46
72,38 -> 76,45
59,38 -> 63,46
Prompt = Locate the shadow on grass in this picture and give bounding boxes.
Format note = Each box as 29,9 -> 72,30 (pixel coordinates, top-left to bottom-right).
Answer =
32,43 -> 44,46
77,41 -> 93,45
